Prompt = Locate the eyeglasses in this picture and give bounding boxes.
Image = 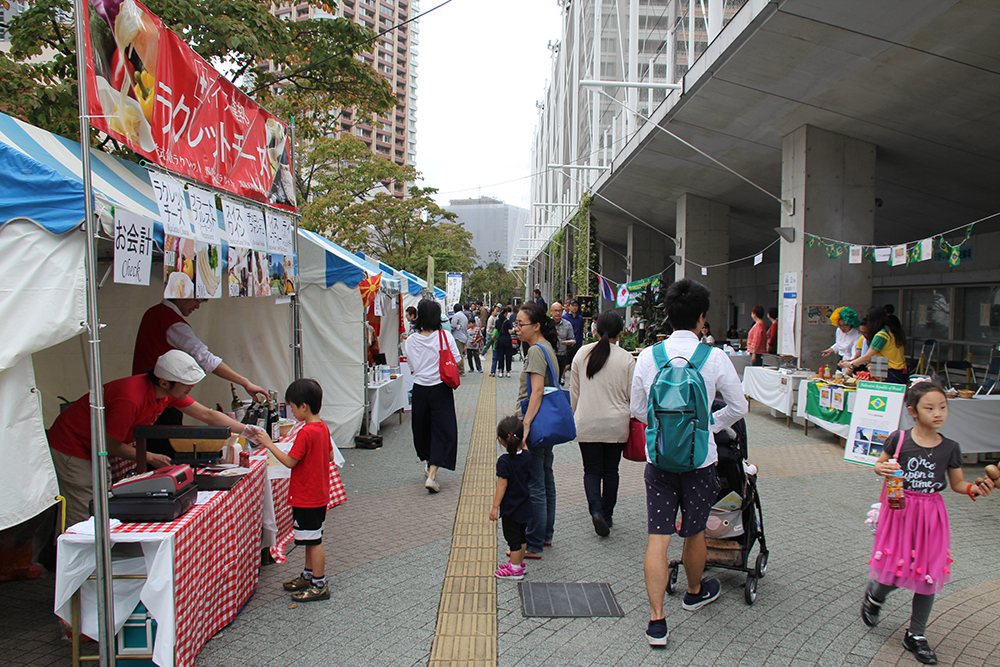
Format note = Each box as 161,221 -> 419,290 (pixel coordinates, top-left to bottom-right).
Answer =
514,321 -> 533,328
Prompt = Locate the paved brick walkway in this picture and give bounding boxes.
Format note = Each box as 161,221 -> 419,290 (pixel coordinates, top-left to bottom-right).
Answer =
3,355 -> 1000,666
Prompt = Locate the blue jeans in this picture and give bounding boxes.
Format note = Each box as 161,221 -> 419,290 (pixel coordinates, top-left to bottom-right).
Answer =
526,445 -> 556,552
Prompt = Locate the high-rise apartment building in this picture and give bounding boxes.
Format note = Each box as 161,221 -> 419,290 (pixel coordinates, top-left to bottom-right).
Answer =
272,1 -> 418,198
444,197 -> 528,268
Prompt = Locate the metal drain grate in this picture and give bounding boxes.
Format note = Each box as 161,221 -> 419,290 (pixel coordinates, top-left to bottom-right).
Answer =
519,582 -> 623,617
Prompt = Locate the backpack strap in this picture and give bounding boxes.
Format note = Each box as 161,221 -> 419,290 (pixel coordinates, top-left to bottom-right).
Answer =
652,340 -> 670,370
689,343 -> 712,371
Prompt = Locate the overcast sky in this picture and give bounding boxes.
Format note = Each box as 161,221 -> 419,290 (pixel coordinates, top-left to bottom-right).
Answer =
414,1 -> 564,211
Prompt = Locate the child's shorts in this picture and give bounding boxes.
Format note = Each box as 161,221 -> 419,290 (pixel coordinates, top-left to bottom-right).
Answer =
292,506 -> 327,546
501,516 -> 527,553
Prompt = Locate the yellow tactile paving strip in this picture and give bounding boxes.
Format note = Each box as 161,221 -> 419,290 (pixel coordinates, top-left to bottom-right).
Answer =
428,372 -> 498,667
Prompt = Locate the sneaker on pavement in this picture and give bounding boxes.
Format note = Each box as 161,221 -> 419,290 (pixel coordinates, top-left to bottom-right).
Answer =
291,582 -> 330,602
646,618 -> 669,647
283,574 -> 312,592
592,513 -> 610,537
425,477 -> 440,493
495,563 -> 525,580
861,590 -> 882,627
682,578 -> 721,611
902,631 -> 938,664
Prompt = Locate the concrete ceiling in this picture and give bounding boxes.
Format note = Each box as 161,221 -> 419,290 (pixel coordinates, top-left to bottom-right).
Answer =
589,0 -> 1000,260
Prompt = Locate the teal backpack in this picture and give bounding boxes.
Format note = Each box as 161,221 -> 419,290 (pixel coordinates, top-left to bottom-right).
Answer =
645,342 -> 713,473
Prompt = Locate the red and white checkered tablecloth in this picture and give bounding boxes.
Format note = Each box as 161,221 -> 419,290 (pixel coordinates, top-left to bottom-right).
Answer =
111,458 -> 267,667
268,462 -> 346,563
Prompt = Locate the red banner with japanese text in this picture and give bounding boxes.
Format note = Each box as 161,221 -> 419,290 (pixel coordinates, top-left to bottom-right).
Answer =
82,0 -> 296,210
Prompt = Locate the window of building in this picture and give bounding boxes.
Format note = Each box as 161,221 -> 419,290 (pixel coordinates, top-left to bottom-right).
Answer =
600,37 -> 615,53
600,61 -> 617,78
380,3 -> 393,15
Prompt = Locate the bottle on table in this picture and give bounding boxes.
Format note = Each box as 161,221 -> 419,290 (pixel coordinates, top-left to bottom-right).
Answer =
886,458 -> 906,510
267,390 -> 280,440
230,383 -> 244,421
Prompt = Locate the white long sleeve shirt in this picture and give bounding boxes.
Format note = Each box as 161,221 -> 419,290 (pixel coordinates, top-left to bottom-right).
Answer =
405,330 -> 461,386
829,327 -> 862,361
630,330 -> 748,468
162,300 -> 222,372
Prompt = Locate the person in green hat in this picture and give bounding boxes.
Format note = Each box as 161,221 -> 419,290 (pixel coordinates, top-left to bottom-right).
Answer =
823,306 -> 862,362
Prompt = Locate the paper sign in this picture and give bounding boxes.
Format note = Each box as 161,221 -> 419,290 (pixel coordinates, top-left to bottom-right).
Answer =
832,387 -> 845,411
245,207 -> 268,251
754,253 -> 763,266
113,209 -> 153,285
163,235 -> 196,298
195,242 -> 222,298
229,247 -> 251,297
806,305 -> 835,326
149,173 -> 192,239
891,244 -> 907,267
269,253 -> 286,296
782,272 -> 798,299
701,267 -> 707,276
374,293 -> 384,317
844,381 -> 906,467
222,198 -> 250,249
267,211 -> 294,255
252,250 -> 271,296
982,303 -> 992,327
919,238 -> 933,262
849,245 -> 862,264
187,187 -> 220,244
780,302 -> 796,356
284,255 -> 296,295
874,247 -> 891,263
819,386 -> 832,409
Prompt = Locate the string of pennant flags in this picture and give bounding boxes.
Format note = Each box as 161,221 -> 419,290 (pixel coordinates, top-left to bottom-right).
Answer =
805,210 -> 999,267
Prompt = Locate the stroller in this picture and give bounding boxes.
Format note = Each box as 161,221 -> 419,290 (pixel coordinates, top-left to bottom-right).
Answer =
665,399 -> 769,604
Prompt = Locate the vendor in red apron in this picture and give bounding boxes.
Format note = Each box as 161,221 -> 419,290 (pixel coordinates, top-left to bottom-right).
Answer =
48,350 -> 261,527
133,298 -> 267,456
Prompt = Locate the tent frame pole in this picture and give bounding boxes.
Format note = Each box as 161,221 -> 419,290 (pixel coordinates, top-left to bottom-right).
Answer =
73,1 -> 116,665
289,118 -> 302,380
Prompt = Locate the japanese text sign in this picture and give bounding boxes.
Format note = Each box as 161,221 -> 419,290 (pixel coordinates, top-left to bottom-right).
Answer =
187,186 -> 220,244
266,211 -> 294,255
113,208 -> 153,285
149,172 -> 192,239
83,0 -> 296,210
221,197 -> 250,249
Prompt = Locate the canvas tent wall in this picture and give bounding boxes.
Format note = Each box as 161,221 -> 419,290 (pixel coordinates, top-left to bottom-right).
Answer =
297,229 -> 401,448
0,112 -> 293,529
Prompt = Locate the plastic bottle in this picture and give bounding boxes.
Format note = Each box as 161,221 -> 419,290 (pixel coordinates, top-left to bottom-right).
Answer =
886,459 -> 905,510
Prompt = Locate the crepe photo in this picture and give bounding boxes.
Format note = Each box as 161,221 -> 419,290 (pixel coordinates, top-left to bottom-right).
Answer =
228,247 -> 251,297
163,234 -> 195,299
254,250 -> 271,297
195,243 -> 222,299
283,254 -> 296,296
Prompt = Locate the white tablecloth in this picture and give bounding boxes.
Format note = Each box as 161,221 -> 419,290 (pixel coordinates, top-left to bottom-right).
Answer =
900,394 -> 1000,454
741,367 -> 810,415
368,375 -> 407,435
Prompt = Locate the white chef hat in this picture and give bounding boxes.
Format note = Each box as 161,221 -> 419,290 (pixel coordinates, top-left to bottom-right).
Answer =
154,350 -> 206,385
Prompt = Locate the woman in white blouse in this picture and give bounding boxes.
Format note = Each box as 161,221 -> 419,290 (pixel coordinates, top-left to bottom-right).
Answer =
404,300 -> 461,493
569,311 -> 635,536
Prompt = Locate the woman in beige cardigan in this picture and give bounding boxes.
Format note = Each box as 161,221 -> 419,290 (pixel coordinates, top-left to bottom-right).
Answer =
569,311 -> 635,536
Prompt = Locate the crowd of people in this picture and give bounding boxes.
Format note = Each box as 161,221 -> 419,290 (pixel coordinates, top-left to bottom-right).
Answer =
412,281 -> 993,662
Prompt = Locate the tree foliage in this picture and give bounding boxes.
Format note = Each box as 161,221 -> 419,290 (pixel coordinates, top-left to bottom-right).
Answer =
297,134 -> 476,276
0,0 -> 395,142
467,252 -> 522,306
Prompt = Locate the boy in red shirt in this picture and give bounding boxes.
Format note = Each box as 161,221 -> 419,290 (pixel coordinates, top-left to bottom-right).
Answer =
257,379 -> 334,602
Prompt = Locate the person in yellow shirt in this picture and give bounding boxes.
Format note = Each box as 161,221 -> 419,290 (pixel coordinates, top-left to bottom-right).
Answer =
842,306 -> 908,384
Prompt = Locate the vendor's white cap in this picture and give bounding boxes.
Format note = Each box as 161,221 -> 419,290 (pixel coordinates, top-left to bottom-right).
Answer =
154,350 -> 206,384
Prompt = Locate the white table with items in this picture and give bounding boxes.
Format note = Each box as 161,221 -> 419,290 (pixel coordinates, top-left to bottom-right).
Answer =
741,366 -> 812,426
367,374 -> 408,435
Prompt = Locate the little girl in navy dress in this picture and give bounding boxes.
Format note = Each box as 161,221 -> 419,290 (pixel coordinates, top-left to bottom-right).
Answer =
861,382 -> 994,664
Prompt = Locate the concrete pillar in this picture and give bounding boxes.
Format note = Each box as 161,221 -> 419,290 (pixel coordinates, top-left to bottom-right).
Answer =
780,124 -> 875,371
676,193 -> 730,334
627,223 -> 668,323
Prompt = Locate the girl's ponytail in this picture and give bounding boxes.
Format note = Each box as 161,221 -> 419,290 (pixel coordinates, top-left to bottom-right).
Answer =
496,415 -> 524,457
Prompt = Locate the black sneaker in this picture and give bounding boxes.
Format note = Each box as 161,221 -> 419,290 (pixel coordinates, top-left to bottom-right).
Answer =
592,513 -> 610,537
646,618 -> 668,647
861,590 -> 882,626
682,578 -> 721,611
902,631 -> 938,664
605,516 -> 613,528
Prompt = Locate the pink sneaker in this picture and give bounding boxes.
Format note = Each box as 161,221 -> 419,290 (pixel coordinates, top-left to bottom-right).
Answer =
495,563 -> 525,580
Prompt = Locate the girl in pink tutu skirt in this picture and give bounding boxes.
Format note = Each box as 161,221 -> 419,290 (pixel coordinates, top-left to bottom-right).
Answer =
861,382 -> 994,664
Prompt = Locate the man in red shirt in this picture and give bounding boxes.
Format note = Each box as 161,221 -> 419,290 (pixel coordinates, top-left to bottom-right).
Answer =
48,350 -> 258,526
133,298 -> 267,456
257,379 -> 334,602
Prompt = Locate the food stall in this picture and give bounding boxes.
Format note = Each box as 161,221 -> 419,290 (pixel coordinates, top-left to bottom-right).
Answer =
741,366 -> 812,426
297,229 -> 405,445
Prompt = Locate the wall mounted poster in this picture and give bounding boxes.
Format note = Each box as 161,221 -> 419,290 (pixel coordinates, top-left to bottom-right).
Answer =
253,250 -> 271,297
844,380 -> 906,467
195,242 -> 222,298
163,235 -> 195,298
269,254 -> 286,296
806,305 -> 835,325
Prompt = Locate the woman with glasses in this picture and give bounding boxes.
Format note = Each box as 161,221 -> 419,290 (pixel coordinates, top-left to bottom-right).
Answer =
516,302 -> 563,559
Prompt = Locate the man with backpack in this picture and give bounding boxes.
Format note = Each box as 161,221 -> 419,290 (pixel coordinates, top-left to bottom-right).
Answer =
630,279 -> 748,647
